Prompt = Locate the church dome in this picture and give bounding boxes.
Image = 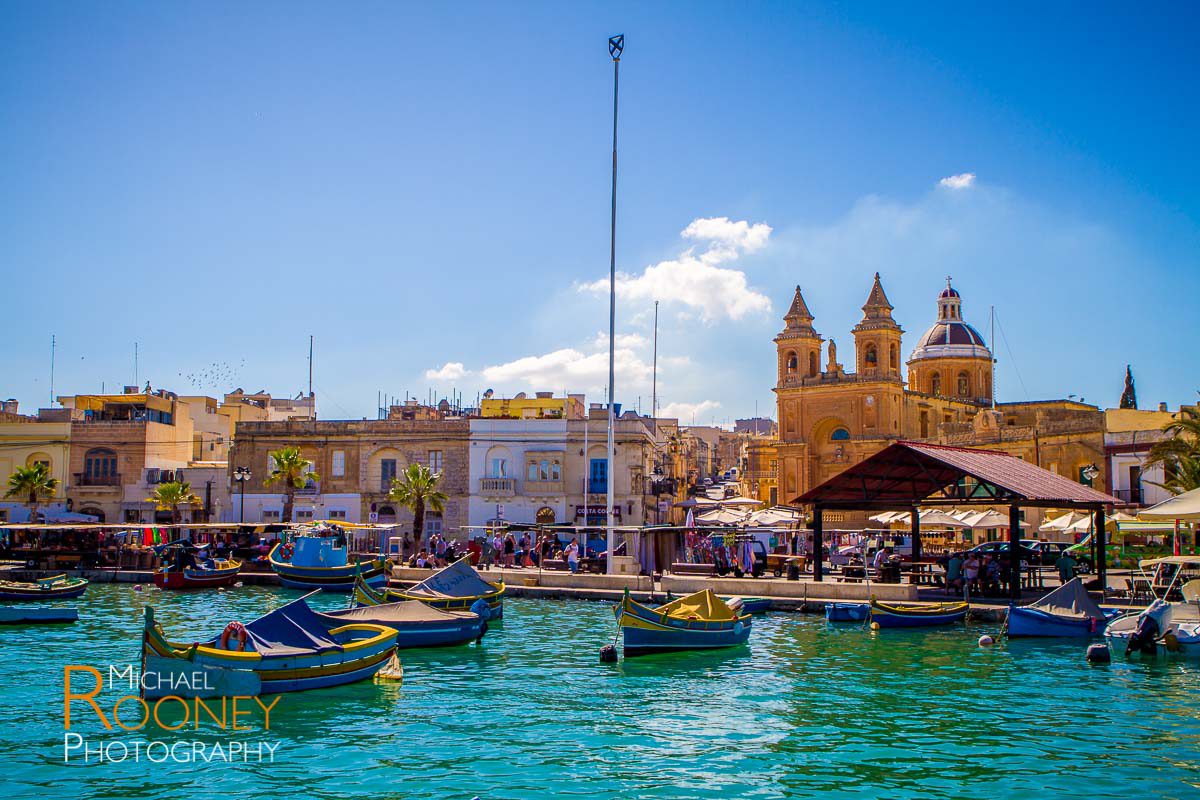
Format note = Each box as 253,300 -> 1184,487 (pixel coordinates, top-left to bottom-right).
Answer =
908,279 -> 991,362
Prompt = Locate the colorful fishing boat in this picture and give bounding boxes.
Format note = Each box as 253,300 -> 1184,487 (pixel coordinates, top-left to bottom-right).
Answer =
317,600 -> 486,648
355,557 -> 504,619
269,529 -> 389,592
0,574 -> 88,601
141,594 -> 399,696
0,607 -> 79,624
826,602 -> 870,622
614,588 -> 752,656
724,596 -> 772,615
869,597 -> 968,628
1006,577 -> 1113,638
153,544 -> 242,590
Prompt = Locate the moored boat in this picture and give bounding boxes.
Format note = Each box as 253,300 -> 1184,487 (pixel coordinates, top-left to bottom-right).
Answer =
356,557 -> 504,619
316,600 -> 486,649
1005,577 -> 1112,638
826,602 -> 870,622
1105,579 -> 1200,658
869,597 -> 968,628
724,596 -> 772,615
614,588 -> 752,656
141,594 -> 399,696
0,606 -> 79,624
269,529 -> 390,592
0,574 -> 89,601
153,544 -> 242,590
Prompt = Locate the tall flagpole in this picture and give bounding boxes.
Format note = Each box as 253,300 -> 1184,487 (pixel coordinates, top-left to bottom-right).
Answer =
606,34 -> 624,575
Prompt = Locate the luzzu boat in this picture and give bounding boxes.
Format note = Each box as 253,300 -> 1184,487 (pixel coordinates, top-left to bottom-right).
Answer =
141,594 -> 399,696
0,607 -> 79,624
356,558 -> 504,619
826,602 -> 870,622
869,597 -> 968,628
0,574 -> 89,601
1006,577 -> 1113,638
269,530 -> 389,592
724,596 -> 772,615
153,544 -> 242,590
614,588 -> 752,656
317,601 -> 487,649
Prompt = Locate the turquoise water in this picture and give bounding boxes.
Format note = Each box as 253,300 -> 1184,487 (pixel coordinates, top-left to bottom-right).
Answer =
3,584 -> 1198,800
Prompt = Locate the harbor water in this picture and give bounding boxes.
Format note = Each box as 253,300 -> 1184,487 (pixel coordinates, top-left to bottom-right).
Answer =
4,584 -> 1198,799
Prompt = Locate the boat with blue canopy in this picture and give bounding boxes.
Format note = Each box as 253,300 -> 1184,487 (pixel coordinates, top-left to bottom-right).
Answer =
869,597 -> 968,628
355,557 -> 504,619
1006,577 -> 1114,637
614,588 -> 752,656
317,600 -> 486,649
141,593 -> 399,696
269,527 -> 389,592
153,542 -> 241,590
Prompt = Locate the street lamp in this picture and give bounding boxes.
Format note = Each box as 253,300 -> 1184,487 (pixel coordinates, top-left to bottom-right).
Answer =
234,466 -> 252,523
605,33 -> 624,576
1081,463 -> 1100,485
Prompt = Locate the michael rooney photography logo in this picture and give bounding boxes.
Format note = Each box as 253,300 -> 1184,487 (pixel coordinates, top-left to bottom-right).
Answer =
63,665 -> 281,764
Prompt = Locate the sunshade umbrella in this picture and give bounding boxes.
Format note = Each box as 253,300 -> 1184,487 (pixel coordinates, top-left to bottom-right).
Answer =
1139,487 -> 1200,521
721,497 -> 764,507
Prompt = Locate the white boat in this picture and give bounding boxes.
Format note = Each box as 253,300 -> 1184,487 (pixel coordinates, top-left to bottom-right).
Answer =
1105,561 -> 1200,658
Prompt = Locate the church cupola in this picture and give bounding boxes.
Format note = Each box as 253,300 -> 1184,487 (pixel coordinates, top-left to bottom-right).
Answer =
906,277 -> 994,404
851,273 -> 904,380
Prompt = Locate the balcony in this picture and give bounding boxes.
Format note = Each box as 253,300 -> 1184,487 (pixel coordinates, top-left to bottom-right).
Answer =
296,481 -> 320,496
480,477 -> 516,496
1111,487 -> 1143,505
524,479 -> 564,495
74,473 -> 122,487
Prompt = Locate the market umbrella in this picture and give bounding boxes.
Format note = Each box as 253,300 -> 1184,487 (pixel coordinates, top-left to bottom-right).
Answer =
675,497 -> 719,509
720,497 -> 764,507
1039,510 -> 1091,533
1139,487 -> 1200,521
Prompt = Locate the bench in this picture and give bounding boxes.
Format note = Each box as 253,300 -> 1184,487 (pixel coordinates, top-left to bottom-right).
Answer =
541,559 -> 569,571
671,562 -> 716,577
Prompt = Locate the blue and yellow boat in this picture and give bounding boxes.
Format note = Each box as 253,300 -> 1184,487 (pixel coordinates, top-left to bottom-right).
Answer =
355,558 -> 504,619
868,597 -> 968,628
0,574 -> 88,601
614,588 -> 752,656
269,530 -> 389,592
141,595 -> 399,696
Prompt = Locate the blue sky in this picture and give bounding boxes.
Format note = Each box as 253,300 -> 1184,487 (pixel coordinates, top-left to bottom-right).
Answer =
2,2 -> 1197,424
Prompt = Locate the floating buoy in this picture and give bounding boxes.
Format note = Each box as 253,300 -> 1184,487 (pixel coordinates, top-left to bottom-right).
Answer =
1086,643 -> 1111,664
133,584 -> 143,592
233,582 -> 243,588
599,644 -> 618,663
374,653 -> 404,683
978,635 -> 994,647
870,621 -> 880,630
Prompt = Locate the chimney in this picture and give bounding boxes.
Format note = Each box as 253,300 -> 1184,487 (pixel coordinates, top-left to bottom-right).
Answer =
1159,402 -> 1169,412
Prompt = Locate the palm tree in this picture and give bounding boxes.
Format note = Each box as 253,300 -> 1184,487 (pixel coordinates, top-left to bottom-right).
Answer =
147,481 -> 201,525
264,446 -> 319,523
5,462 -> 59,523
387,463 -> 447,546
1146,406 -> 1200,494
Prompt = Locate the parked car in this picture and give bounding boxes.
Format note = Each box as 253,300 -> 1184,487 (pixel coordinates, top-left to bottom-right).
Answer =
1029,541 -> 1093,571
966,540 -> 1040,564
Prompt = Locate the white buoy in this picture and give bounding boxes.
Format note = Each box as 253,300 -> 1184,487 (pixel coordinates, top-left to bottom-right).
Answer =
978,634 -> 994,647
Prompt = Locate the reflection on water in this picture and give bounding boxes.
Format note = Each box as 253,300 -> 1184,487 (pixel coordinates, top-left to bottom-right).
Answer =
2,585 -> 1197,800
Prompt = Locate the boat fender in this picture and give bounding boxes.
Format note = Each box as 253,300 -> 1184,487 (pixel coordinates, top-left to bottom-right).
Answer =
280,543 -> 295,561
734,621 -> 744,635
599,644 -> 618,663
1085,643 -> 1111,664
219,621 -> 248,651
978,635 -> 994,647
134,584 -> 143,592
470,598 -> 491,621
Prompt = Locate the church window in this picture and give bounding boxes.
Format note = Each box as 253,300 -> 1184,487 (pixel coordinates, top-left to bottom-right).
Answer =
957,372 -> 970,397
865,343 -> 877,365
785,352 -> 798,374
830,428 -> 850,441
930,373 -> 941,396
808,351 -> 818,377
889,343 -> 897,369
919,411 -> 929,438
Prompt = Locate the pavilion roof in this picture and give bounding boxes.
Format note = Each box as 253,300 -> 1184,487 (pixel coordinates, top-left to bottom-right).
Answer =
794,441 -> 1119,509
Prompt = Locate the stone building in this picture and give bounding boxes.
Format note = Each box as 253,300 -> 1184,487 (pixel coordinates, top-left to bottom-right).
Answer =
773,275 -> 1107,526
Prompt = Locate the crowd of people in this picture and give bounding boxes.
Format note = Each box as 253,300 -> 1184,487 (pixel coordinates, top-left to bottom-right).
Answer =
404,530 -> 587,574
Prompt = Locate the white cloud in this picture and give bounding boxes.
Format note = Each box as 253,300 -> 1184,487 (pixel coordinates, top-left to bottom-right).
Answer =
939,172 -> 976,190
480,346 -> 652,394
658,399 -> 721,423
424,362 -> 468,381
579,216 -> 773,323
591,331 -> 649,350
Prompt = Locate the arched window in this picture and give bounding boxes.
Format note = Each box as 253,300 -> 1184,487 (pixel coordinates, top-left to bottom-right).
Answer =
930,373 -> 942,396
957,372 -> 970,397
830,428 -> 851,441
889,343 -> 898,369
376,505 -> 397,523
84,448 -> 117,484
785,352 -> 798,374
865,343 -> 877,365
808,351 -> 818,377
536,507 -> 556,524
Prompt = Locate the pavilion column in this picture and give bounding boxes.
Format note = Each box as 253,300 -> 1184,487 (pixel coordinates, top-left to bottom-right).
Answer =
1095,507 -> 1107,590
910,507 -> 921,565
1009,504 -> 1022,600
812,506 -> 823,582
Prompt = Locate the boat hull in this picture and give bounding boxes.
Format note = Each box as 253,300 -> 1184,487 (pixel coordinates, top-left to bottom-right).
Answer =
615,592 -> 751,656
0,576 -> 88,601
869,600 -> 967,628
1006,605 -> 1104,638
0,607 -> 79,624
153,561 -> 242,590
356,573 -> 505,619
826,602 -> 870,622
724,596 -> 772,615
270,548 -> 391,592
320,606 -> 486,649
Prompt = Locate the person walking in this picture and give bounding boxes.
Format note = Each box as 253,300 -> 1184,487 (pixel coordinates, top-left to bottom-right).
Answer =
566,537 -> 580,574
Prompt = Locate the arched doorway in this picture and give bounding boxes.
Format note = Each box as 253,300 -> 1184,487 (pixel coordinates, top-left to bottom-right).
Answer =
377,505 -> 397,524
536,506 -> 556,525
79,507 -> 105,523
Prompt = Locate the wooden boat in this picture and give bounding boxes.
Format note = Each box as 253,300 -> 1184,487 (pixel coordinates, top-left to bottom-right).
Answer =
356,558 -> 504,619
0,574 -> 89,601
0,606 -> 79,624
268,530 -> 389,592
826,602 -> 870,622
724,596 -> 772,615
614,588 -> 752,656
869,597 -> 968,628
1006,577 -> 1112,638
141,594 -> 399,697
153,545 -> 242,590
316,599 -> 487,649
